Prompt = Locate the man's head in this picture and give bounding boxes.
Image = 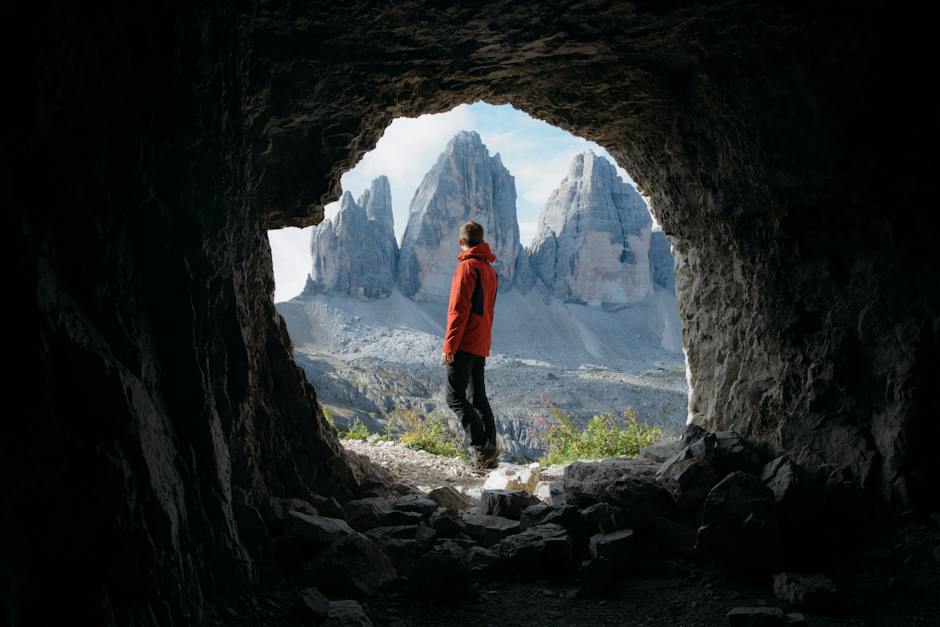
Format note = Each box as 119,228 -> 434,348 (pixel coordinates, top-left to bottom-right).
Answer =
459,221 -> 484,249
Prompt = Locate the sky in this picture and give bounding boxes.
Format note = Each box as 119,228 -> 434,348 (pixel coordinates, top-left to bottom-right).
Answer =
267,101 -> 644,303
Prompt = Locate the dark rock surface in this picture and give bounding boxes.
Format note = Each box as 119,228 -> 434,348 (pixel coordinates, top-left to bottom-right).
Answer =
480,489 -> 540,520
5,0 -> 937,624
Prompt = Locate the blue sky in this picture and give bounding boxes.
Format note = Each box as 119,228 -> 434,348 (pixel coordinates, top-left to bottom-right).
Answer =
268,101 -> 644,302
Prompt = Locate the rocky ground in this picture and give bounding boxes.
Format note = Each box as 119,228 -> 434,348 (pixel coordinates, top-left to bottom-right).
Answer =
210,431 -> 940,627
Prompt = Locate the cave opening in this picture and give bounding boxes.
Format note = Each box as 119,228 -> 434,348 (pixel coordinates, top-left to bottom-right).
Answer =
6,2 -> 938,626
267,101 -> 690,468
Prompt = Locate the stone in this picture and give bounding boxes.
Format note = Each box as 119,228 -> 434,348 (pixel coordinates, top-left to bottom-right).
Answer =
726,607 -> 787,626
482,464 -> 541,492
696,472 -> 780,572
578,558 -> 615,596
429,508 -> 466,537
308,534 -> 397,598
657,451 -> 720,512
426,486 -> 474,510
588,529 -> 637,571
410,542 -> 474,604
491,523 -> 573,574
307,176 -> 398,299
398,131 -> 528,299
654,518 -> 697,554
383,510 -> 424,526
324,600 -> 374,627
393,495 -> 439,518
294,587 -> 330,623
561,458 -> 662,504
263,497 -> 319,534
640,439 -> 683,463
604,474 -> 677,529
580,503 -> 626,533
283,511 -> 355,550
462,545 -> 503,576
310,495 -> 347,520
342,498 -> 393,531
461,514 -> 522,548
480,489 -> 540,520
772,572 -> 838,610
760,456 -> 823,527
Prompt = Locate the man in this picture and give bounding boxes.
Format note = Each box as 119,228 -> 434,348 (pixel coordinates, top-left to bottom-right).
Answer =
442,220 -> 500,471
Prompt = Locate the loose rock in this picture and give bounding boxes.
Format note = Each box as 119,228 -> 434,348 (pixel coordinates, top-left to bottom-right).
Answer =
427,486 -> 474,510
480,489 -> 540,520
295,587 -> 330,623
461,514 -> 521,547
726,606 -> 787,626
589,529 -> 637,572
283,511 -> 355,550
324,600 -> 374,627
772,572 -> 838,610
491,523 -> 573,574
308,533 -> 397,598
483,464 -> 541,492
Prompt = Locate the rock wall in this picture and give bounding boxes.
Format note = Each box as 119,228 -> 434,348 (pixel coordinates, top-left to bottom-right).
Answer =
529,151 -> 654,304
398,131 -> 527,301
5,0 -> 936,625
307,179 -> 398,298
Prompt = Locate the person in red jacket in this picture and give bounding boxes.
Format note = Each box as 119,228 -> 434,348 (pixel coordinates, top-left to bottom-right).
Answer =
442,220 -> 500,471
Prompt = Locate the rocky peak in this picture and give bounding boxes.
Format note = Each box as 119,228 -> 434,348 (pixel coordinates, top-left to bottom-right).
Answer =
306,179 -> 398,299
397,130 -> 528,301
528,151 -> 655,305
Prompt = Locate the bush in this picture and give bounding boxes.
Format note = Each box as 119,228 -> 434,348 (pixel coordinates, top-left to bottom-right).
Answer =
321,404 -> 336,429
539,406 -> 662,465
340,416 -> 370,441
389,409 -> 468,459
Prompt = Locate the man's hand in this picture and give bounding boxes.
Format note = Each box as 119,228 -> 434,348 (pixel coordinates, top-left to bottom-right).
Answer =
441,351 -> 454,365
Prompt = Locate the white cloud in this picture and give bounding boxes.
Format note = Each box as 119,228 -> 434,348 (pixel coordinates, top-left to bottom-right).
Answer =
267,227 -> 312,302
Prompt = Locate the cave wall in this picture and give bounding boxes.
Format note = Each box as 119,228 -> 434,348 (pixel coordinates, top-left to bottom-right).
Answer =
4,0 -> 936,625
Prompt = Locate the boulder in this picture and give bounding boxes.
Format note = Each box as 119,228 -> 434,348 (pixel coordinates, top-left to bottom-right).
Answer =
483,464 -> 541,492
772,572 -> 838,610
580,503 -> 626,533
342,498 -> 393,531
294,587 -> 330,623
640,440 -> 683,463
654,517 -> 697,554
578,557 -> 615,596
366,524 -> 437,555
491,523 -> 573,574
480,489 -> 540,520
461,514 -> 521,548
309,494 -> 347,520
324,600 -> 374,627
562,458 -> 661,504
605,474 -> 677,529
393,495 -> 439,518
588,529 -> 637,572
695,472 -> 780,572
429,508 -> 466,537
426,486 -> 474,510
462,545 -> 504,576
656,452 -> 719,512
726,607 -> 787,626
410,541 -> 474,604
760,456 -> 823,527
263,497 -> 319,534
283,511 -> 355,550
307,534 -> 397,598
383,510 -> 424,526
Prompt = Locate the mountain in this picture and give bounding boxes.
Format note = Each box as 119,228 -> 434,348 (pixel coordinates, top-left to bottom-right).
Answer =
304,176 -> 398,298
528,151 -> 658,305
397,130 -> 529,301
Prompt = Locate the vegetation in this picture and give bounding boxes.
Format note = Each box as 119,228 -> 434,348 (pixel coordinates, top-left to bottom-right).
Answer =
321,404 -> 336,429
340,416 -> 370,441
389,408 -> 469,459
539,405 -> 663,465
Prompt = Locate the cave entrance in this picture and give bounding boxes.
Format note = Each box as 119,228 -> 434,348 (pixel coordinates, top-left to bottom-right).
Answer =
267,102 -> 688,470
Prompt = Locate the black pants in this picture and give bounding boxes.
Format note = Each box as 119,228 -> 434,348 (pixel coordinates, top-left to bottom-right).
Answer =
445,350 -> 495,448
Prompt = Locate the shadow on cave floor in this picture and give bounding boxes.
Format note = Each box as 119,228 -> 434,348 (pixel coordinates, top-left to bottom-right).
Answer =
211,517 -> 939,626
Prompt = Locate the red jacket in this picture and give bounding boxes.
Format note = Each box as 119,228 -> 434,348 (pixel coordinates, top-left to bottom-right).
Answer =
442,242 -> 498,357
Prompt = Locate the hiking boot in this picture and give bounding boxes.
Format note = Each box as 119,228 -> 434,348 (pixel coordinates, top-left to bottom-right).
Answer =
481,441 -> 500,469
471,445 -> 492,473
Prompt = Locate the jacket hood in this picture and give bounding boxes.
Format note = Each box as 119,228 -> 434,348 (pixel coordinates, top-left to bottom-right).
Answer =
457,241 -> 496,263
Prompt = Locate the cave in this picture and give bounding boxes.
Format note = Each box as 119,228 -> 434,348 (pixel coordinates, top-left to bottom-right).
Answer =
4,1 -> 937,625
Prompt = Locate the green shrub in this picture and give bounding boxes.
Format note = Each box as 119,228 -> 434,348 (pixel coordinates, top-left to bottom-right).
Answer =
390,409 -> 468,459
539,406 -> 662,465
340,416 -> 370,441
321,404 -> 336,429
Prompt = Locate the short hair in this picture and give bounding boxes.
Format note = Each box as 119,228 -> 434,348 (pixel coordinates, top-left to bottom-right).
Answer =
459,221 -> 484,246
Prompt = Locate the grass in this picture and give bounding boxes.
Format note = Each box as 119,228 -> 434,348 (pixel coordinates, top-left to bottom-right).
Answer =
340,416 -> 370,441
539,405 -> 663,466
388,408 -> 469,460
